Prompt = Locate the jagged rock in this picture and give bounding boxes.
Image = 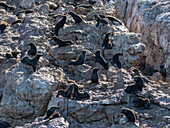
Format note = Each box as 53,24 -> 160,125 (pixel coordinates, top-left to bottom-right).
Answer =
124,0 -> 170,81
21,0 -> 35,9
0,0 -> 169,128
16,117 -> 69,128
0,66 -> 64,119
151,72 -> 163,82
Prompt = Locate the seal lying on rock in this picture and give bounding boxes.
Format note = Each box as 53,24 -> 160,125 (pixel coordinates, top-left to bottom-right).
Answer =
131,97 -> 151,109
11,19 -> 23,26
51,36 -> 73,47
6,52 -> 19,58
69,51 -> 86,65
0,2 -> 15,10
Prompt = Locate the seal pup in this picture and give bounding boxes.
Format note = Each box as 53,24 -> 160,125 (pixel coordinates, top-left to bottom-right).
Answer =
131,97 -> 150,109
121,108 -> 137,124
0,121 -> 10,128
95,50 -> 108,70
6,51 -> 19,58
54,15 -> 66,36
69,51 -> 86,65
68,11 -> 83,24
125,75 -> 144,94
11,19 -> 23,26
0,21 -> 9,33
94,14 -> 108,27
91,68 -> 99,83
51,36 -> 73,47
56,84 -> 74,98
160,65 -> 167,81
21,53 -> 42,72
72,83 -> 90,100
27,42 -> 37,56
102,33 -> 112,49
44,106 -> 59,120
112,53 -> 123,69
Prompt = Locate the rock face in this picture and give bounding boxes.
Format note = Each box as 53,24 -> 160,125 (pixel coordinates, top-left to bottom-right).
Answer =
124,0 -> 170,82
0,0 -> 169,128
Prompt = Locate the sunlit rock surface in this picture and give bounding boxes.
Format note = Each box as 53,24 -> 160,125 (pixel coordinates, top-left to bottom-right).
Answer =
0,0 -> 169,127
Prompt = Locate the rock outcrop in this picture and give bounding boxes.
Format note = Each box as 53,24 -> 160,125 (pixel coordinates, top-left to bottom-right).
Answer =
124,0 -> 170,82
0,0 -> 169,127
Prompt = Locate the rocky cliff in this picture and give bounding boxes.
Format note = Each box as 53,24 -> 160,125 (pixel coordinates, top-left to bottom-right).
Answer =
0,0 -> 169,128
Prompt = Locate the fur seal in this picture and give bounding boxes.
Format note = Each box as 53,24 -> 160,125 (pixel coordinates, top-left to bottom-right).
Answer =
112,53 -> 123,69
0,121 -> 10,128
130,68 -> 150,83
91,68 -> 99,83
16,9 -> 34,16
48,112 -> 60,120
88,0 -> 96,5
69,51 -> 86,65
94,14 -> 108,27
99,15 -> 122,25
72,83 -> 90,100
160,65 -> 167,81
11,19 -> 23,26
56,84 -> 74,98
125,75 -> 144,94
0,21 -> 9,33
27,42 -> 37,56
51,36 -> 73,47
131,97 -> 150,109
95,50 -> 108,70
121,108 -> 137,124
6,51 -> 19,58
44,106 -> 59,120
102,33 -> 112,49
54,15 -> 66,36
68,11 -> 83,24
0,2 -> 15,10
21,53 -> 42,72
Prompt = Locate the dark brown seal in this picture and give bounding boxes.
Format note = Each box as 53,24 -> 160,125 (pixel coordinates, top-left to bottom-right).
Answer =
95,50 -> 108,70
69,51 -> 86,65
